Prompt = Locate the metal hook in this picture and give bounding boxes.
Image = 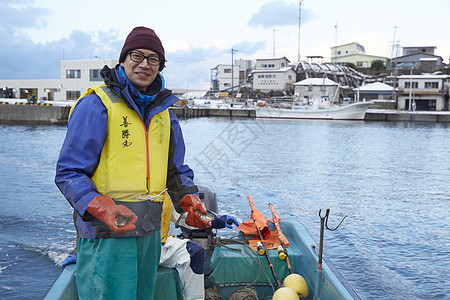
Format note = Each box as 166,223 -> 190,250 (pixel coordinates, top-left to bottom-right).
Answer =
317,208 -> 347,272
325,208 -> 347,231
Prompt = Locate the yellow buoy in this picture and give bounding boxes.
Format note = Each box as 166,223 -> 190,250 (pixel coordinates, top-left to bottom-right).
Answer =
283,273 -> 309,297
272,287 -> 299,300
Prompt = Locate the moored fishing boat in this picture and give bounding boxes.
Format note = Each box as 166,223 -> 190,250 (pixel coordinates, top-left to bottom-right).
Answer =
256,78 -> 372,121
45,187 -> 360,300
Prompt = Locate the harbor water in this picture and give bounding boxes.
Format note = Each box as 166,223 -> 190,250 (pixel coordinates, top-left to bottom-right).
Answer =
0,118 -> 449,299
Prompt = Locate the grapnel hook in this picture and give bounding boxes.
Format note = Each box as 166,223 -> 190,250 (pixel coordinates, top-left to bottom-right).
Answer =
317,208 -> 347,271
320,208 -> 347,231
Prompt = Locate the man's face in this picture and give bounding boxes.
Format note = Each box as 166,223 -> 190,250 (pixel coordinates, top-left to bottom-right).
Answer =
120,49 -> 160,92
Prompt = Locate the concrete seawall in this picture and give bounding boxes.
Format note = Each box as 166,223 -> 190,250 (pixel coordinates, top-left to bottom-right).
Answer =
364,109 -> 450,123
171,107 -> 256,118
2,103 -> 450,124
0,103 -> 70,124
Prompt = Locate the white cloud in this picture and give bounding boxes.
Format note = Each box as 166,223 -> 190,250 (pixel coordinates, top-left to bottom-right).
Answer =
165,39 -> 191,52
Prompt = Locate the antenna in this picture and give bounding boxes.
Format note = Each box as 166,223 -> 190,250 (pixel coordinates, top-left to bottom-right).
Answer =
273,29 -> 277,57
334,21 -> 338,61
333,0 -> 338,64
390,26 -> 397,68
390,26 -> 398,102
297,0 -> 302,62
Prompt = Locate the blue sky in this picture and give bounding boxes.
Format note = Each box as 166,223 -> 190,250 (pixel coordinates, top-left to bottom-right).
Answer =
1,0 -> 449,89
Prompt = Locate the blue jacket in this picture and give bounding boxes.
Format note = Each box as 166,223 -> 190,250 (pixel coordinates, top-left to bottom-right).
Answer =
55,65 -> 197,238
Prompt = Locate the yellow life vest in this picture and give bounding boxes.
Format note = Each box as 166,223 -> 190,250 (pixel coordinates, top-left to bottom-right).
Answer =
160,193 -> 173,243
70,84 -> 171,203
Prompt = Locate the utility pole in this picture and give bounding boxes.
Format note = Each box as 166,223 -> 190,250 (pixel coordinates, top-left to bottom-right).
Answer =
231,48 -> 238,98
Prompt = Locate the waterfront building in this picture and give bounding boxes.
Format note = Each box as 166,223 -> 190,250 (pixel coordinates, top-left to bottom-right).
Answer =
252,57 -> 296,93
390,52 -> 444,72
397,74 -> 450,111
293,77 -> 338,103
330,42 -> 389,68
210,64 -> 240,93
0,59 -> 117,101
353,82 -> 395,102
402,46 -> 437,56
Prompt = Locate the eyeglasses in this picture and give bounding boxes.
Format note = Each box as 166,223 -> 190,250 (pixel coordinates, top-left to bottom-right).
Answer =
128,51 -> 162,66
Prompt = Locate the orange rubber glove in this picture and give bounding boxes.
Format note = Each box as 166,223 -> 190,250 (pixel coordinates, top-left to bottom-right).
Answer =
86,195 -> 138,234
179,194 -> 211,229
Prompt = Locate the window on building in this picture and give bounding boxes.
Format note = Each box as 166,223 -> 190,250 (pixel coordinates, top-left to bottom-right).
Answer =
261,64 -> 267,68
405,82 -> 418,89
268,64 -> 275,68
66,69 -> 81,79
281,63 -> 285,67
66,91 -> 81,100
424,82 -> 439,89
224,69 -> 231,73
90,69 -> 103,81
356,62 -> 363,67
288,75 -> 292,80
337,51 -> 341,55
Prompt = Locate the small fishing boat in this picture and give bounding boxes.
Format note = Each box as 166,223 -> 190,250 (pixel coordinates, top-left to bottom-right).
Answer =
256,78 -> 372,121
45,187 -> 360,300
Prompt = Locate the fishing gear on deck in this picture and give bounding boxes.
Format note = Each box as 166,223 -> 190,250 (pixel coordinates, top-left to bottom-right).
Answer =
268,203 -> 309,298
269,203 -> 293,274
277,245 -> 286,260
247,195 -> 283,289
256,241 -> 265,255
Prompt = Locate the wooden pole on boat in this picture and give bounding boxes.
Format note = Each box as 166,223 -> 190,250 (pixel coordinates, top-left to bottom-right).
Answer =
269,203 -> 293,274
248,195 -> 283,289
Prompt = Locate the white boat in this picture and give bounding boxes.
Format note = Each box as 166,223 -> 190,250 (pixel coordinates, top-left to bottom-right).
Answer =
189,98 -> 229,108
255,101 -> 372,120
256,78 -> 372,120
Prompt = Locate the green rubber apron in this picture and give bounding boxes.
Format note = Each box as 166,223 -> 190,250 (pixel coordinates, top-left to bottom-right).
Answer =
76,231 -> 161,300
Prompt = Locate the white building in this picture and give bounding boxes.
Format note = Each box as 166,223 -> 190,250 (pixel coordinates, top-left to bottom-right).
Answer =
253,68 -> 297,93
0,59 -> 117,101
353,82 -> 394,101
397,74 -> 450,111
255,57 -> 290,69
293,78 -> 338,103
210,64 -> 240,92
252,57 -> 296,93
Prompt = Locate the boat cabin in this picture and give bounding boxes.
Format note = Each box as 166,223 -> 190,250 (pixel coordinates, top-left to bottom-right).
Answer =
293,78 -> 339,106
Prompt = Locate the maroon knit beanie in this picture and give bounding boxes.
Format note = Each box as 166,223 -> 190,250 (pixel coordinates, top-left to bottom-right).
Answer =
119,26 -> 165,71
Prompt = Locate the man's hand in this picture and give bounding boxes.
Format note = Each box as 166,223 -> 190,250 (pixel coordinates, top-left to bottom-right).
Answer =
179,195 -> 211,229
87,195 -> 138,233
210,211 -> 240,229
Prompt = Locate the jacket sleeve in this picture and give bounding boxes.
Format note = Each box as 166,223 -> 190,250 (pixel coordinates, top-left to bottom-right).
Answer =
55,94 -> 107,216
166,110 -> 198,212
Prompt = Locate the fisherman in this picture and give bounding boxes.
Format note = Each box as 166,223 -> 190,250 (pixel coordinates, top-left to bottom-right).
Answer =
61,208 -> 239,300
55,26 -> 211,299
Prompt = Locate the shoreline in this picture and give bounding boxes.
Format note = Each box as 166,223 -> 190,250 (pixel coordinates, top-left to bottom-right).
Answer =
2,103 -> 450,124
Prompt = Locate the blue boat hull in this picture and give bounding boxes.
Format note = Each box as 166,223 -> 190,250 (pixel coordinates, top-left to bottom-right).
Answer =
45,220 -> 359,300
